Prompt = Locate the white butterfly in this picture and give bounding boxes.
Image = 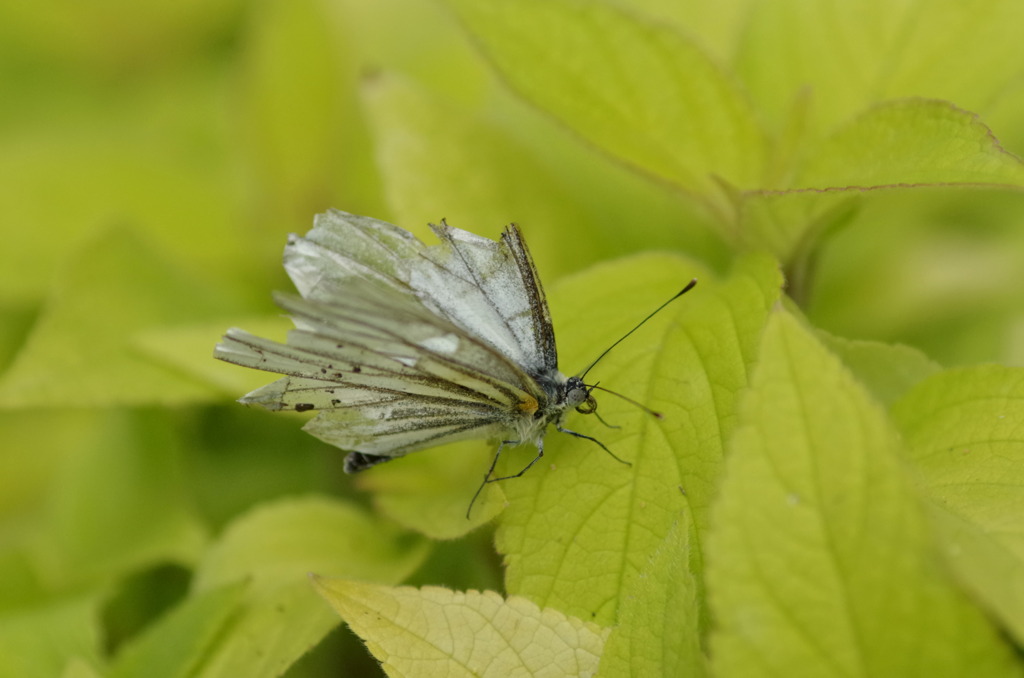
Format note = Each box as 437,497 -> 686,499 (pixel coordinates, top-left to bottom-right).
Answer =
214,210 -> 695,513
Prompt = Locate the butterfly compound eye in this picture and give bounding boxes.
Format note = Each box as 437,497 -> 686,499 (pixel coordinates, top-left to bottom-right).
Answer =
563,376 -> 591,410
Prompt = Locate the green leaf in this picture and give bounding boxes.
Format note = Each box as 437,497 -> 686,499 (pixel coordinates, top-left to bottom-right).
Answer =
819,332 -> 943,407
354,440 -> 506,540
0,0 -> 237,70
0,227 -> 237,408
0,594 -> 102,678
0,410 -> 100,532
598,517 -> 706,678
360,71 -> 601,278
313,578 -> 609,677
739,100 -> 1024,262
38,410 -> 206,590
795,100 -> 1024,189
444,0 -> 766,201
799,188 -> 1024,367
175,404 -> 350,531
191,496 -> 430,678
735,189 -> 861,263
0,548 -> 47,612
707,311 -> 1018,676
0,72 -> 239,303
892,366 -> 1024,645
352,12 -> 729,269
193,497 -> 429,595
136,315 -> 294,398
108,582 -> 246,678
238,0 -> 378,225
737,0 -> 1024,135
59,658 -> 102,678
193,581 -> 339,678
0,304 -> 35,375
497,252 -> 781,625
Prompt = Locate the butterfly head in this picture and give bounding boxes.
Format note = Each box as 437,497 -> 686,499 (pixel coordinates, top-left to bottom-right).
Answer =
562,376 -> 598,415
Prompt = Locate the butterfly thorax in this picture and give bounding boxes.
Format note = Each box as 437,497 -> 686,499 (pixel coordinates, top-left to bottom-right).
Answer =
512,372 -> 595,443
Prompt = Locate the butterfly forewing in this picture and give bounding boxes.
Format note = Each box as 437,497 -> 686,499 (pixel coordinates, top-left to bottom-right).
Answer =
413,223 -> 558,375
499,225 -> 558,372
285,211 -> 422,300
284,211 -> 558,375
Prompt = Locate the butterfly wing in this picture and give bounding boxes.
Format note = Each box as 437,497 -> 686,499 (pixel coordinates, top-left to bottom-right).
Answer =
215,278 -> 548,465
214,211 -> 565,469
284,210 -> 559,376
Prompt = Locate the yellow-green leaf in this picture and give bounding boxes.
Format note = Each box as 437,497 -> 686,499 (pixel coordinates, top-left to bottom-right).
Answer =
0,595 -> 102,678
738,0 -> 1024,135
191,496 -> 430,678
598,518 -> 706,678
108,582 -> 246,678
892,366 -> 1024,645
0,73 -> 239,303
795,100 -> 1024,189
361,71 -> 601,278
444,0 -> 766,200
193,496 -> 428,594
354,440 -> 506,540
708,311 -> 1018,677
237,0 -> 374,226
0,227 -> 236,408
314,578 -> 609,677
40,410 -> 207,590
820,332 -> 943,407
738,100 -> 1024,262
497,252 -> 781,625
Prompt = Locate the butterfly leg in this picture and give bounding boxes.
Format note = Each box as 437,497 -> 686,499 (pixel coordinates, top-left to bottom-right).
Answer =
592,410 -> 621,430
556,425 -> 631,466
488,438 -> 547,484
466,439 -> 521,519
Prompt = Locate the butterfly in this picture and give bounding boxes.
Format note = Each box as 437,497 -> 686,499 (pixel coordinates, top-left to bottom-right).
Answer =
214,210 -> 696,515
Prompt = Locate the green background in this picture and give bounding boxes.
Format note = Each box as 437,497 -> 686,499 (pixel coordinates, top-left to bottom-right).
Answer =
2,0 -> 1024,676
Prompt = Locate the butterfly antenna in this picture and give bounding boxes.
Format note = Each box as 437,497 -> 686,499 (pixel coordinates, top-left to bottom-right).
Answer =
586,383 -> 664,419
577,279 -> 697,381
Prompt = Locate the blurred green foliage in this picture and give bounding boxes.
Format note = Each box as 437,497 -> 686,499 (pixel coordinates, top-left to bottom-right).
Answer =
1,0 -> 1024,676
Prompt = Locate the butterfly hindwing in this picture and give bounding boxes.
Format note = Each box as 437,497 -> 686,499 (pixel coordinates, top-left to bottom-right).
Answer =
215,277 -> 546,461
